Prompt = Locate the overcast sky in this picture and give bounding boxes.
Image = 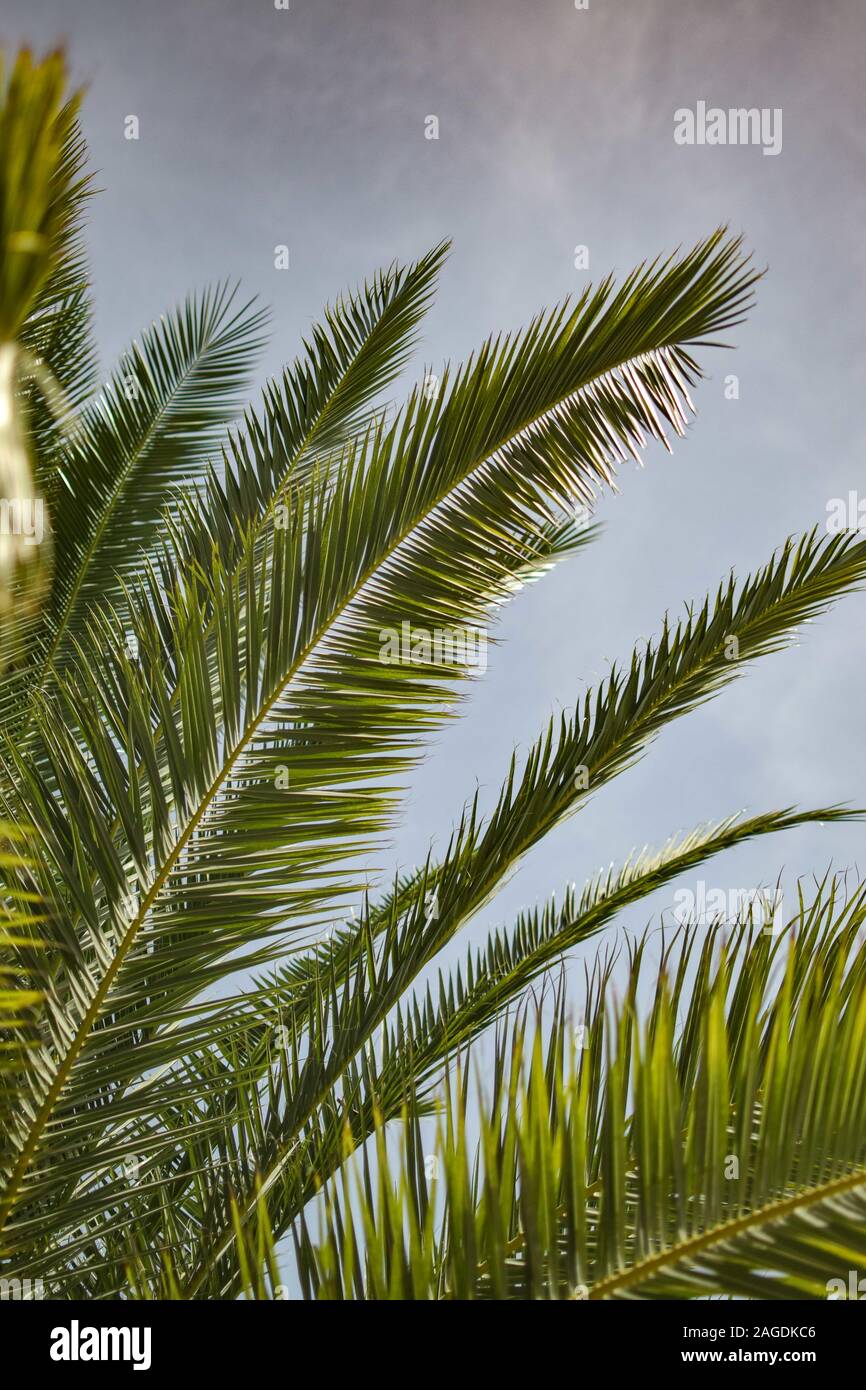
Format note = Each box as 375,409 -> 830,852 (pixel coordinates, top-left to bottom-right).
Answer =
4,0 -> 865,973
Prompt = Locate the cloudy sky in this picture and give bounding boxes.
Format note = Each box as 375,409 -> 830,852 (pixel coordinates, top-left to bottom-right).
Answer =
4,0 -> 865,970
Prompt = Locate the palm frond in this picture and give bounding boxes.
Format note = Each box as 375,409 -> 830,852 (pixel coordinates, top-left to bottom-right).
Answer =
165,241 -> 451,578
296,880 -> 866,1299
51,804 -> 848,1299
0,284 -> 268,728
118,231 -> 752,819
82,229 -> 759,948
0,243 -> 448,744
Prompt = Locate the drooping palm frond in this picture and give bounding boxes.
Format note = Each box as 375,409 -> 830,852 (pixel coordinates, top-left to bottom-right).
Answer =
126,806 -> 849,1301
217,520 -> 866,1110
292,878 -> 866,1300
102,230 -> 756,845
74,231 -> 759,938
0,243 -> 449,742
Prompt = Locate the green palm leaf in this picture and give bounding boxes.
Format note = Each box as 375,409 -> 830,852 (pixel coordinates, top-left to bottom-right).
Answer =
296,881 -> 866,1300
0,284 -> 268,728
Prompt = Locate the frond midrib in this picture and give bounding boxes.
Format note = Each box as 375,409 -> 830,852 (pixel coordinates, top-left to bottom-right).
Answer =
587,1160 -> 866,1299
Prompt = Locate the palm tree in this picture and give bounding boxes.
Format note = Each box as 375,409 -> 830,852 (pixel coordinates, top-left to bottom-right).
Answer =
2,49 -> 866,1301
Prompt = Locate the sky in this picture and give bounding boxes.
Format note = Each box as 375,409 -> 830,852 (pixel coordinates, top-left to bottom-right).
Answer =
3,0 -> 865,980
